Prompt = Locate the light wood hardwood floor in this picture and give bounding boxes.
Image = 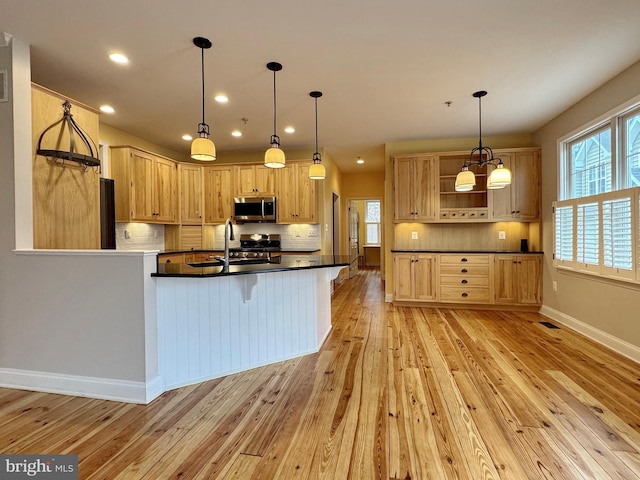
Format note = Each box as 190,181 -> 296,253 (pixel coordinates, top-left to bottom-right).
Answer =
1,268 -> 639,479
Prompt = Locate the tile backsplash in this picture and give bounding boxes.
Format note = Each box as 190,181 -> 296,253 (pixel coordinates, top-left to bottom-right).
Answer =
212,223 -> 321,251
115,222 -> 321,251
116,223 -> 165,251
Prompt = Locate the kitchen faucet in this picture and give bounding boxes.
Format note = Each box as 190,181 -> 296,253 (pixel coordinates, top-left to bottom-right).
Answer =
221,217 -> 235,268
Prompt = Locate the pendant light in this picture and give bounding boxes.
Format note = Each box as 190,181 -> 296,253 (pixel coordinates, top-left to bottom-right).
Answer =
190,37 -> 216,161
308,91 -> 326,180
265,62 -> 285,168
455,91 -> 511,191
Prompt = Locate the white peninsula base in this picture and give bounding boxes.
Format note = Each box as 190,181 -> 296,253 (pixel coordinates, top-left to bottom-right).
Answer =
156,266 -> 345,391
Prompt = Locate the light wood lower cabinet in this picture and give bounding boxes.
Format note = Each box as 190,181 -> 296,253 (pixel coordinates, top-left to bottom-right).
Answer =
438,254 -> 491,303
393,253 -> 437,301
393,252 -> 542,307
493,254 -> 542,305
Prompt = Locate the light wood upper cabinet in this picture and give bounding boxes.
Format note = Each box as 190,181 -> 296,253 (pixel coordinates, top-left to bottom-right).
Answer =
490,148 -> 541,221
234,164 -> 275,197
110,146 -> 177,224
493,254 -> 542,305
393,253 -> 437,301
276,162 -> 317,223
204,165 -> 234,224
178,164 -> 203,224
393,155 -> 438,222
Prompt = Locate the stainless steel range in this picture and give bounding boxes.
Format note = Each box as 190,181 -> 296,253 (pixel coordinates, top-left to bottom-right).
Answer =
229,234 -> 281,259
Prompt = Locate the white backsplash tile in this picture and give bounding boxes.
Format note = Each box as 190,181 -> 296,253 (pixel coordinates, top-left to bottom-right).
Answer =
212,223 -> 321,251
116,223 -> 164,251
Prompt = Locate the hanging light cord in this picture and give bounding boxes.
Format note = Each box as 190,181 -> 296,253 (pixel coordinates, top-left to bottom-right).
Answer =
200,46 -> 206,126
477,93 -> 483,152
314,97 -> 319,154
272,69 -> 277,137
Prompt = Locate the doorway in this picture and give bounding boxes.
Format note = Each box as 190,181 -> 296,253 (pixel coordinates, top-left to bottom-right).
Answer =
332,192 -> 340,256
346,198 -> 382,272
347,200 -> 359,278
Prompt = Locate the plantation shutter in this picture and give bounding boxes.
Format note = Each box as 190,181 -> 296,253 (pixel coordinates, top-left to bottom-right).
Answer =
554,204 -> 574,267
576,202 -> 599,272
603,196 -> 632,269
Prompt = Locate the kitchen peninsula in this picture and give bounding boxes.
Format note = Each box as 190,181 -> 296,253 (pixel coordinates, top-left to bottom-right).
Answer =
154,255 -> 349,391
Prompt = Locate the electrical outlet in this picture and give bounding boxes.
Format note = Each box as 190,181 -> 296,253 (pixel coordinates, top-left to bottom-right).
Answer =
124,229 -> 131,239
498,230 -> 506,240
411,231 -> 418,240
553,281 -> 558,291
295,229 -> 300,238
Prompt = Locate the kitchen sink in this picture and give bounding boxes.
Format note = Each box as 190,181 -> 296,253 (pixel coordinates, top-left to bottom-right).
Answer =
188,256 -> 281,268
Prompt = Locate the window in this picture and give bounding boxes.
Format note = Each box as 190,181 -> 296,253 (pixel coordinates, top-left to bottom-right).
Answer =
364,200 -> 381,245
565,127 -> 612,199
556,101 -> 640,284
622,110 -> 640,188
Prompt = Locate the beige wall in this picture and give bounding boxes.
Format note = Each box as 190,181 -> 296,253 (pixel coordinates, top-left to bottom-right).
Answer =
533,59 -> 640,351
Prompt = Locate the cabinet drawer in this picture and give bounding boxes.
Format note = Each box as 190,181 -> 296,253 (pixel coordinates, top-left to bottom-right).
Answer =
440,287 -> 490,303
467,208 -> 488,220
439,254 -> 489,265
439,265 -> 489,276
158,253 -> 185,264
440,275 -> 490,287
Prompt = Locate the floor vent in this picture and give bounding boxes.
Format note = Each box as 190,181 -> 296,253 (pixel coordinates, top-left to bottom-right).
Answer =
540,321 -> 560,329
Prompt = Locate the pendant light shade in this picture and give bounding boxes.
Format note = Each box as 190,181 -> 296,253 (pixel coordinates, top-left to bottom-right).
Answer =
265,62 -> 285,168
191,37 -> 216,161
455,165 -> 475,191
487,161 -> 512,189
454,91 -> 511,191
309,91 -> 326,180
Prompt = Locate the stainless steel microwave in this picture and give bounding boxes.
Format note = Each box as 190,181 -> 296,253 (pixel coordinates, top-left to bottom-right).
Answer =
233,196 -> 277,223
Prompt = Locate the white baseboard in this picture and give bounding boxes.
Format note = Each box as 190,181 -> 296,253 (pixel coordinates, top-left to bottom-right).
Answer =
539,305 -> 640,364
385,293 -> 394,303
0,368 -> 164,404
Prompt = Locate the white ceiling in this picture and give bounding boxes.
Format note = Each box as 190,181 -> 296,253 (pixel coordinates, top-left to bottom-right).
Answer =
2,0 -> 640,173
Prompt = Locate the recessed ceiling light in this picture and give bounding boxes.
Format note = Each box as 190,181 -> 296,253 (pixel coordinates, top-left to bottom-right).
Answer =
99,105 -> 115,114
356,157 -> 365,164
214,95 -> 228,103
109,53 -> 129,64
284,126 -> 295,134
231,130 -> 242,137
182,134 -> 193,141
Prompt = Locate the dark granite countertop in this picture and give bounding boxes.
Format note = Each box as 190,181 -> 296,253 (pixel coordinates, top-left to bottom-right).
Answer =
153,255 -> 350,278
391,250 -> 544,254
158,249 -> 321,255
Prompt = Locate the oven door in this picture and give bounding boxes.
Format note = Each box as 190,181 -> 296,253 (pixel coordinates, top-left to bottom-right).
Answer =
233,197 -> 276,223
